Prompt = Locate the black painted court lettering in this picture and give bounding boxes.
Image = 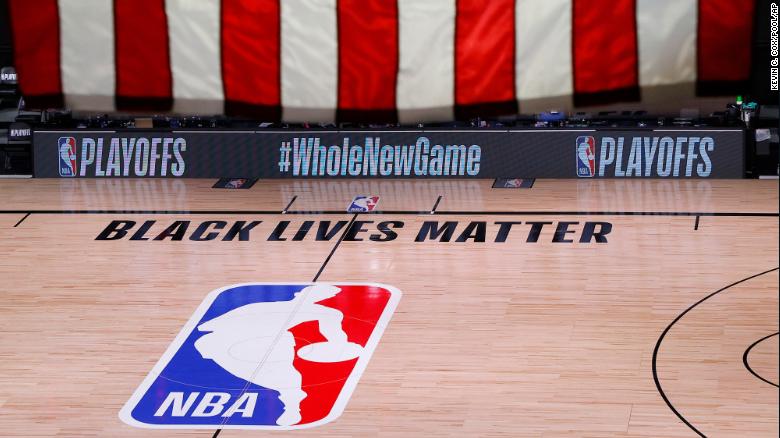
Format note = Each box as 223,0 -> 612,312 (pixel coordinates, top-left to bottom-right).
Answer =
292,221 -> 314,241
220,221 -> 262,241
553,222 -> 578,243
97,219 -> 613,243
455,222 -> 487,242
413,221 -> 612,243
96,220 -> 136,240
190,221 -> 227,241
130,220 -> 157,240
415,221 -> 458,242
494,221 -> 523,242
97,220 -> 263,241
315,221 -> 349,241
153,221 -> 190,241
525,222 -> 552,243
268,221 -> 291,241
371,221 -> 404,242
580,222 -> 612,243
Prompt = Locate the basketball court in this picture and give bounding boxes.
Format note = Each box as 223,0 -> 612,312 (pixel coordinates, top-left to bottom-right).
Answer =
0,178 -> 777,437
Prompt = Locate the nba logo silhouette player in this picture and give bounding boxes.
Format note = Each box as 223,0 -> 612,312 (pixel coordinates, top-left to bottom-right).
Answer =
121,282 -> 401,430
576,136 -> 596,177
58,137 -> 77,177
194,284 -> 363,426
347,195 -> 379,212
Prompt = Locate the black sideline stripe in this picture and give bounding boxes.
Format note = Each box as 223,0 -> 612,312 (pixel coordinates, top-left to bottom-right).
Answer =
0,209 -> 777,217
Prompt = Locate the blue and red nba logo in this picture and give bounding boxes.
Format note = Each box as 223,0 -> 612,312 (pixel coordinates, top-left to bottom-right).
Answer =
347,195 -> 380,213
576,136 -> 596,178
226,179 -> 246,189
120,283 -> 401,430
58,136 -> 77,177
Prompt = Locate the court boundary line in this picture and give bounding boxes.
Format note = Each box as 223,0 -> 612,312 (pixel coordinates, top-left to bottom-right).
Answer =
0,209 -> 777,217
312,214 -> 358,282
282,196 -> 298,214
652,267 -> 780,437
13,213 -> 30,227
429,196 -> 443,214
212,213 -> 358,437
742,332 -> 780,388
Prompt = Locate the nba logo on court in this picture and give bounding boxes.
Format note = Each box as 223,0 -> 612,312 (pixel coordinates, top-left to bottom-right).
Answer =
58,137 -> 77,177
575,136 -> 596,177
347,195 -> 380,213
120,283 -> 401,430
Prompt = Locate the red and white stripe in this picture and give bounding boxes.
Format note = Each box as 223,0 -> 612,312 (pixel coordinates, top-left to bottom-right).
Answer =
114,0 -> 172,111
337,0 -> 399,122
281,0 -> 337,123
396,0 -> 455,123
515,0 -> 573,112
636,0 -> 697,106
59,0 -> 116,111
8,0 -> 756,121
455,0 -> 517,119
223,0 -> 280,119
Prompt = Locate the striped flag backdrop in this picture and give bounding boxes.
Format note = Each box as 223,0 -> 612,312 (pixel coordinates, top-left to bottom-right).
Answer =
8,0 -> 755,122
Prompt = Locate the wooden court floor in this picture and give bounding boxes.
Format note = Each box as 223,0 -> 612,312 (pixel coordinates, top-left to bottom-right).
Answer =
0,178 -> 777,437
